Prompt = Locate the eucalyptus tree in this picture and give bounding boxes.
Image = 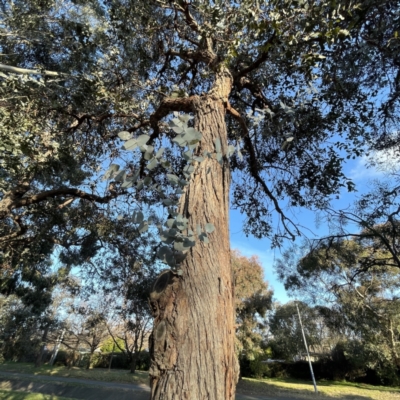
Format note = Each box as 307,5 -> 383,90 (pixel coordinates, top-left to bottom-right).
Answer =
105,272 -> 154,373
268,301 -> 322,361
0,0 -> 399,398
232,249 -> 273,361
276,238 -> 400,371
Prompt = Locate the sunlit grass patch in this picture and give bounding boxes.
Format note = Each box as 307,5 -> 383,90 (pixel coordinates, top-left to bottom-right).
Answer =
237,377 -> 400,399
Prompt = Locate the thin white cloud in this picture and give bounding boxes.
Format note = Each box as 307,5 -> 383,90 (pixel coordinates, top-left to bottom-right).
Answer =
348,148 -> 399,181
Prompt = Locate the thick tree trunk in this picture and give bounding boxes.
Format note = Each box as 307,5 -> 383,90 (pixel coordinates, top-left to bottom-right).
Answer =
149,71 -> 239,399
387,319 -> 400,368
130,353 -> 138,374
86,351 -> 94,369
35,326 -> 49,368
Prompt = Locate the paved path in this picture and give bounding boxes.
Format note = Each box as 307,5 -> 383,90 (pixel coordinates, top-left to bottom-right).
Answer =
0,371 -> 280,400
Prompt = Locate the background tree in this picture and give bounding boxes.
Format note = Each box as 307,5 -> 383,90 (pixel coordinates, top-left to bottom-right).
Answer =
106,272 -> 154,373
232,249 -> 273,362
268,302 -> 322,361
0,0 -> 399,398
277,236 -> 400,382
0,263 -> 75,363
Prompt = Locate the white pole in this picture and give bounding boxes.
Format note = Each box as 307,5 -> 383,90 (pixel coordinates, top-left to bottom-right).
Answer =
49,328 -> 65,366
296,302 -> 318,393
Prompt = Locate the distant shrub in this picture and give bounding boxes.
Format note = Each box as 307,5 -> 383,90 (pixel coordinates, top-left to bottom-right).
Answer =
91,350 -> 150,370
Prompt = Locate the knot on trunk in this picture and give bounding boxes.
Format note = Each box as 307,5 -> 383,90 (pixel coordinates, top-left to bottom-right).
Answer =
149,270 -> 181,386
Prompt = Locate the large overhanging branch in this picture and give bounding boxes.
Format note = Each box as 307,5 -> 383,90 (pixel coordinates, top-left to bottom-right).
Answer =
169,46 -> 217,66
0,215 -> 27,243
0,63 -> 64,77
171,0 -> 200,33
67,112 -> 143,133
226,102 -> 300,240
0,188 -> 118,221
15,188 -> 117,208
234,32 -> 277,79
136,95 -> 197,178
234,76 -> 276,112
319,208 -> 400,269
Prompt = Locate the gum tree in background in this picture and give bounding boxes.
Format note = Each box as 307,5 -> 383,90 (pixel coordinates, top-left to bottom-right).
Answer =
277,237 -> 400,378
0,0 -> 399,399
232,249 -> 273,361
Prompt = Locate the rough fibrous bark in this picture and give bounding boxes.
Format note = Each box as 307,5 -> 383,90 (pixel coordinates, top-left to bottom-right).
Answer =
149,70 -> 239,400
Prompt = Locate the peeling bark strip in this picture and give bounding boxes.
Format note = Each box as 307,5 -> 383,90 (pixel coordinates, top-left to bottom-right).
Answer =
149,70 -> 239,400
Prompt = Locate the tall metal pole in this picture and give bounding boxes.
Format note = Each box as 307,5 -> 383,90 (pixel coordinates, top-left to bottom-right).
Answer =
296,302 -> 318,393
49,328 -> 65,366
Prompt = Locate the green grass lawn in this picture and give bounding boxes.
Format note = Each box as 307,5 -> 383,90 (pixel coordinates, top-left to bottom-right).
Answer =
0,389 -> 75,400
237,377 -> 400,399
0,362 -> 149,386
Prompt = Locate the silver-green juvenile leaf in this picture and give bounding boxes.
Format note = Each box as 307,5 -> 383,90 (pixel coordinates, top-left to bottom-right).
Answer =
114,170 -> 126,182
136,134 -> 150,146
178,114 -> 193,123
167,228 -> 179,238
160,159 -> 171,169
122,138 -> 138,151
205,223 -> 215,233
157,246 -> 174,264
131,171 -> 140,183
163,199 -> 175,206
167,174 -> 180,185
199,232 -> 209,243
184,128 -> 202,144
227,145 -> 235,158
133,211 -> 144,224
166,219 -> 175,228
144,145 -> 154,160
137,180 -> 144,190
121,177 -> 134,188
103,164 -> 120,180
172,135 -> 187,147
172,126 -> 184,134
171,118 -> 183,126
160,231 -> 174,244
138,221 -> 149,233
118,131 -> 131,140
174,239 -> 193,253
147,157 -> 158,170
183,150 -> 192,161
183,165 -> 195,175
155,147 -> 165,159
215,138 -> 221,152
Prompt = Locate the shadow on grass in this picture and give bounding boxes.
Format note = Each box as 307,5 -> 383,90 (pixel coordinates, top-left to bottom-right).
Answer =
0,387 -> 71,400
0,362 -> 148,386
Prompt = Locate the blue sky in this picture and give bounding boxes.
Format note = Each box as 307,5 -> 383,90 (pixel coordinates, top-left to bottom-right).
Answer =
229,149 -> 394,303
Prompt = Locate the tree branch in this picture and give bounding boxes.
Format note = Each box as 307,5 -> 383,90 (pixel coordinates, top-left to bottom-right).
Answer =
226,102 -> 299,240
13,188 -> 117,210
234,76 -> 275,111
0,215 -> 27,243
0,63 -> 63,77
234,32 -> 277,79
